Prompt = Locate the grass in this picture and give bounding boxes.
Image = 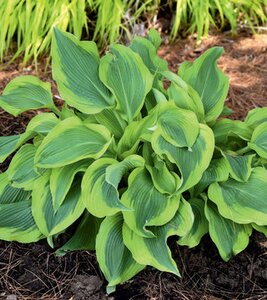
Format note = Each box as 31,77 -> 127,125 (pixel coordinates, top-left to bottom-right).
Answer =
0,0 -> 266,66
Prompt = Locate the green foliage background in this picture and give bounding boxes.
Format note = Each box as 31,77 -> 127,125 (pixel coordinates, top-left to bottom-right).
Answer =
0,0 -> 266,65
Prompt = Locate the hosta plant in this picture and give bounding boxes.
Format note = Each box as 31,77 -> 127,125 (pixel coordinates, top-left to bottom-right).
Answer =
0,28 -> 267,293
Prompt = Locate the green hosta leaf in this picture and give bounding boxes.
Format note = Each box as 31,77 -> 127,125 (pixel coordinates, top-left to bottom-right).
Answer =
0,76 -> 56,116
82,158 -> 130,218
0,182 -> 42,243
26,113 -> 60,134
0,173 -> 9,194
155,102 -> 199,148
146,157 -> 180,194
99,44 -> 153,122
178,47 -> 229,122
205,200 -> 252,261
178,198 -> 208,248
96,214 -> 144,291
130,36 -> 168,74
117,112 -> 157,157
105,155 -> 145,188
162,71 -> 205,121
144,88 -> 167,112
32,172 -> 85,237
35,117 -> 111,168
152,124 -> 214,193
152,88 -> 168,104
95,109 -> 127,139
50,160 -> 91,211
0,182 -> 31,206
7,144 -> 41,189
0,200 -> 43,243
0,113 -> 59,163
0,135 -> 29,163
191,158 -> 229,196
245,107 -> 267,128
56,211 -> 102,255
142,142 -> 155,166
248,122 -> 267,159
222,153 -> 254,182
252,224 -> 267,236
147,29 -> 161,50
82,155 -> 144,218
212,119 -> 253,145
52,28 -> 114,114
123,197 -> 194,275
121,167 -> 180,238
220,106 -> 233,117
208,167 -> 267,225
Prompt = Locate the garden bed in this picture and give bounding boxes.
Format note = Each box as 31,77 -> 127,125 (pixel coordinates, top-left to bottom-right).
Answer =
0,30 -> 266,300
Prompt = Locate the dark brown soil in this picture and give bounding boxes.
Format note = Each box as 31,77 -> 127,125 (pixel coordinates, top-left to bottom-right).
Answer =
0,30 -> 267,300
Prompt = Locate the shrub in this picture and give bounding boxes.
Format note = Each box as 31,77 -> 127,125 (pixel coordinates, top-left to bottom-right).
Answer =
0,29 -> 267,293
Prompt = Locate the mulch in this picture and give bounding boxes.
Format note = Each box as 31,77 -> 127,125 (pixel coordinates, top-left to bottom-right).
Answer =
0,29 -> 266,300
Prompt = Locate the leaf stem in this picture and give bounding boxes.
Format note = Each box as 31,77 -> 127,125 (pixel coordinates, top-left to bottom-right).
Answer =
236,146 -> 251,155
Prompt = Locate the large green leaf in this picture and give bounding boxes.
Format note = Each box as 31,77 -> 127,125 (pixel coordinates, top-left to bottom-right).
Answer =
56,211 -> 102,255
32,172 -> 85,237
121,167 -> 180,238
96,214 -> 144,292
7,144 -> 41,189
117,112 -> 157,158
147,28 -> 162,50
248,122 -> 267,159
0,182 -> 42,243
212,119 -> 253,145
152,124 -> 214,193
178,198 -> 208,248
123,197 -> 194,275
52,28 -> 114,114
155,102 -> 199,148
252,224 -> 267,236
146,157 -> 180,194
82,155 -> 144,218
82,158 -> 130,218
222,153 -> 254,182
0,113 -> 59,163
0,200 -> 43,243
130,36 -> 168,74
50,159 -> 91,211
0,76 -> 57,116
191,158 -> 229,196
208,167 -> 267,225
99,44 -> 153,122
162,71 -> 205,121
26,113 -> 60,134
245,107 -> 267,129
178,47 -> 229,122
105,155 -> 145,188
0,134 -> 29,163
205,200 -> 252,261
35,117 -> 112,168
95,109 -> 127,139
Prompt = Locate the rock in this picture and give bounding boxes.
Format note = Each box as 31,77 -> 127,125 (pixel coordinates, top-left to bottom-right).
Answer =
70,275 -> 109,300
6,295 -> 17,300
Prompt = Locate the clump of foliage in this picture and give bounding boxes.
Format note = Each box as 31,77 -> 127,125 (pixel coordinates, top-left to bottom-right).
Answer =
0,29 -> 267,293
0,0 -> 266,65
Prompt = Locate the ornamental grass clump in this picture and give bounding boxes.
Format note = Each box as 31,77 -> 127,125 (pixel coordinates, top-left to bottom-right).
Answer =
0,29 -> 266,293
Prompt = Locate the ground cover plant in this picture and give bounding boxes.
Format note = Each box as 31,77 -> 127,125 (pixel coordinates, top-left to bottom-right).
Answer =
0,0 -> 266,65
0,28 -> 267,294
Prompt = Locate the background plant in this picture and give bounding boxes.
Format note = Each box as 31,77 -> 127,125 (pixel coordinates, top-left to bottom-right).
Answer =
0,0 -> 266,66
0,29 -> 267,293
